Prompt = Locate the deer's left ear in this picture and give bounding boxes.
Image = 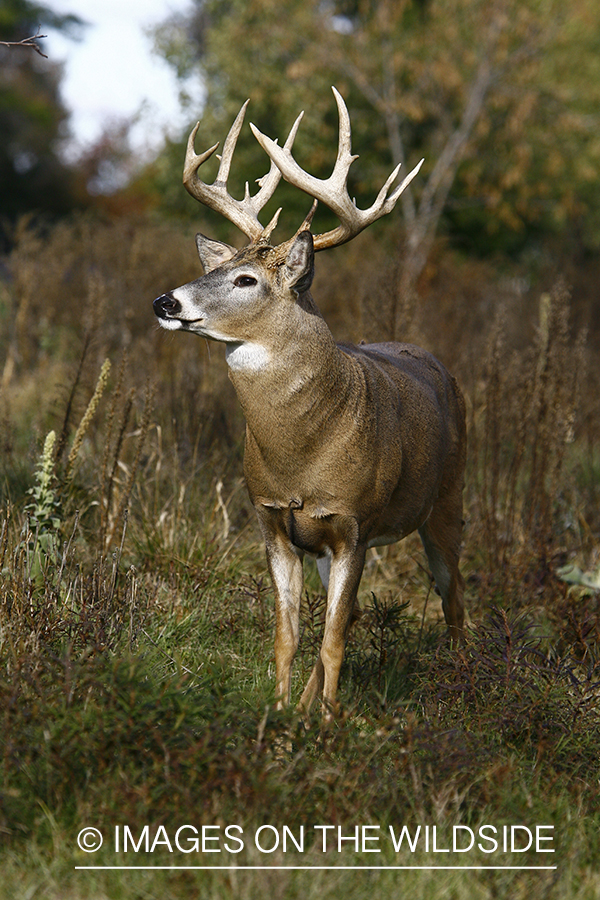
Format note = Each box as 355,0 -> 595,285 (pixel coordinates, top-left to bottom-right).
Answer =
195,234 -> 237,273
283,231 -> 314,294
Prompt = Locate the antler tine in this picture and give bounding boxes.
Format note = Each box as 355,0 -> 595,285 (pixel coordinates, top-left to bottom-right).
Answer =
248,109 -> 305,231
215,100 -> 250,184
330,85 -> 359,185
250,86 -> 424,252
254,110 -> 304,195
183,124 -> 219,181
183,102 -> 301,242
387,157 -> 425,206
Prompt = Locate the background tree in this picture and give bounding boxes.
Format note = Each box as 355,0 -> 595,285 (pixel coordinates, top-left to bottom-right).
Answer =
0,0 -> 84,234
153,0 -> 600,336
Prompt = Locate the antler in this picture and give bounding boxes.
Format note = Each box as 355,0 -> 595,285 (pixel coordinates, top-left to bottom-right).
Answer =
183,101 -> 303,242
250,86 -> 424,251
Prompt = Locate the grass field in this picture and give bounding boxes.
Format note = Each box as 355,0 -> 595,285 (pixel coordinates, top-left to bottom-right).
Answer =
1,215 -> 599,898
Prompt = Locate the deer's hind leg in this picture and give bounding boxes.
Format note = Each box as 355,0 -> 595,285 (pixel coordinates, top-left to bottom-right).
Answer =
418,471 -> 465,643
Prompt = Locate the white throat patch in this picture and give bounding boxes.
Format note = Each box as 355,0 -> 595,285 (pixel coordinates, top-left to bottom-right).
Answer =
225,342 -> 270,372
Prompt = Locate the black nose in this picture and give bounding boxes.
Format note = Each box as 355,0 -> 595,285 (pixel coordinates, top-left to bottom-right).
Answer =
153,292 -> 180,318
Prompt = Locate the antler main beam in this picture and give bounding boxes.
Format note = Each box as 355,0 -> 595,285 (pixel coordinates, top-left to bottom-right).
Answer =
183,101 -> 303,242
250,86 -> 424,251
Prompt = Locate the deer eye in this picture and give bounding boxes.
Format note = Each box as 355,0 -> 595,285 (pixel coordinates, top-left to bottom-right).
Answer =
234,275 -> 257,288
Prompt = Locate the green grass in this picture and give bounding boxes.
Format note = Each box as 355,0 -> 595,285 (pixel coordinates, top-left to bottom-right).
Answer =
2,515 -> 599,898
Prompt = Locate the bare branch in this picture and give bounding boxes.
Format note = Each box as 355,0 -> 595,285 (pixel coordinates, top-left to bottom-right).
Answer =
412,53 -> 495,251
0,28 -> 48,58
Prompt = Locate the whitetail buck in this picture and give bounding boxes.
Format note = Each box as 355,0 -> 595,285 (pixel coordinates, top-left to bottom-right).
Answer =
154,88 -> 466,716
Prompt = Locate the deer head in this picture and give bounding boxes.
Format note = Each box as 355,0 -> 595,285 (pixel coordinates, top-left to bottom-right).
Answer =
155,88 -> 423,334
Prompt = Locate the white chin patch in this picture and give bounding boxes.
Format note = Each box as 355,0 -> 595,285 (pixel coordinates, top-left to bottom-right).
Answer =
157,317 -> 183,331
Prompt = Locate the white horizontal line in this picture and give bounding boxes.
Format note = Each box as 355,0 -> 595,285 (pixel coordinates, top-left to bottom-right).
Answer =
75,865 -> 558,871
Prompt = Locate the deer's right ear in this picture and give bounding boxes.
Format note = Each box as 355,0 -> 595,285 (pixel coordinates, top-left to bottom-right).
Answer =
195,234 -> 237,273
283,231 -> 315,294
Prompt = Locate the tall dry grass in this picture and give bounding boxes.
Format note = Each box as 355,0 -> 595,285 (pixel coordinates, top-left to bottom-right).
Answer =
1,212 -> 599,623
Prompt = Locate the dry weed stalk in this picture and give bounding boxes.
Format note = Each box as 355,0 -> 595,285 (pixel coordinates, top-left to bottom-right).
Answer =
478,305 -> 506,564
99,353 -> 130,549
65,359 -> 112,480
101,379 -> 155,551
54,335 -> 92,466
473,280 -> 586,593
2,219 -> 40,385
215,479 -> 231,541
0,506 -> 11,573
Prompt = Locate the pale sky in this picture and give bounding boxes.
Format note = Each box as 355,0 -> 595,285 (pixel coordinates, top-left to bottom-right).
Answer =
46,0 -> 201,158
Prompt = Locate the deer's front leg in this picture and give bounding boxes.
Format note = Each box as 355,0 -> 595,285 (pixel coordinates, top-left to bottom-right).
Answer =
300,537 -> 366,717
262,529 -> 304,709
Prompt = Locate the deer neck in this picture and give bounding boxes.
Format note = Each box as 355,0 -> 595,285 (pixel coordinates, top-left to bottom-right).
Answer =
225,292 -> 351,447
